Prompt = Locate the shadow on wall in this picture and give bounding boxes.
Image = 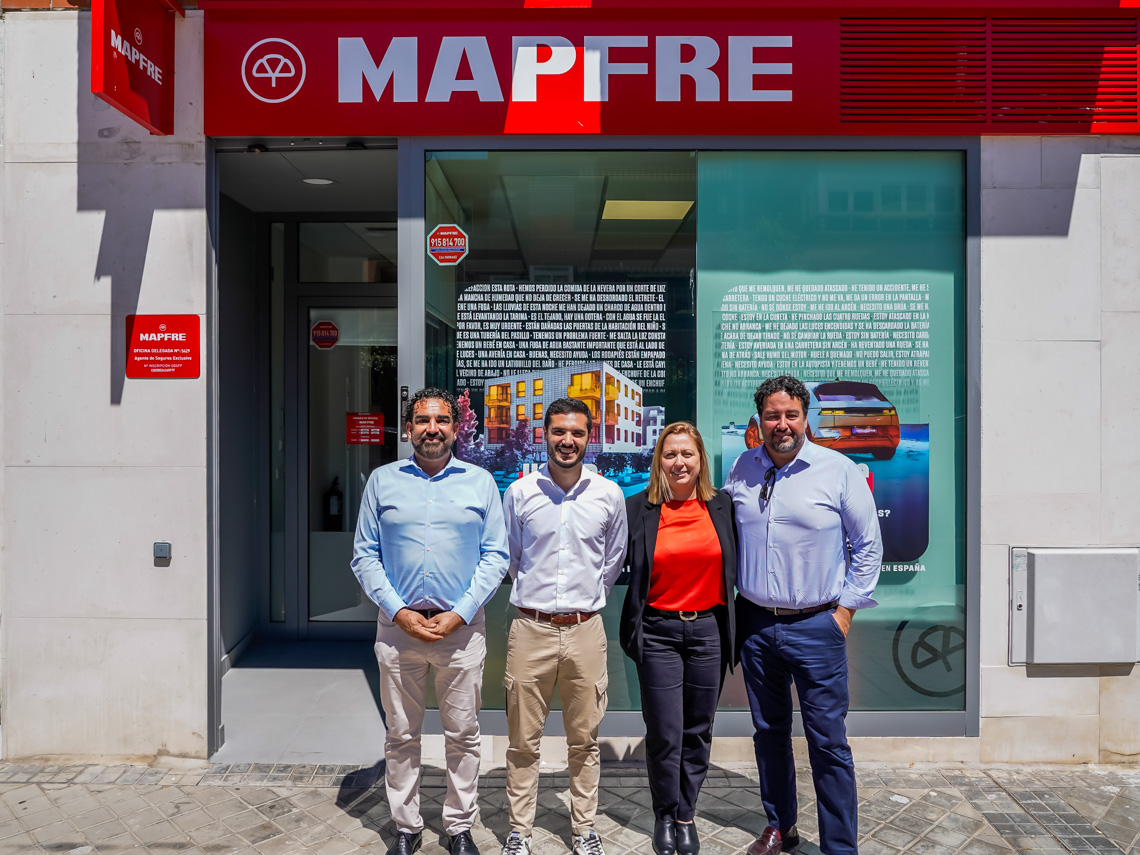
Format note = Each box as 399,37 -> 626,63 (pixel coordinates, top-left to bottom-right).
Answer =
75,10 -> 204,405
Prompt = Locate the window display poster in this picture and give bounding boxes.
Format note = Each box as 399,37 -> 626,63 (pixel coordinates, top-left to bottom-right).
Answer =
696,152 -> 967,711
451,280 -> 669,499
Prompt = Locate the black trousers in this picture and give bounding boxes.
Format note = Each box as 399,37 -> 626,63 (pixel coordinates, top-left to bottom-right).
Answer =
636,611 -> 727,820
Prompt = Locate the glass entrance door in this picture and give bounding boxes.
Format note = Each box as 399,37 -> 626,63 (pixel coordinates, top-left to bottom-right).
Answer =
303,304 -> 399,624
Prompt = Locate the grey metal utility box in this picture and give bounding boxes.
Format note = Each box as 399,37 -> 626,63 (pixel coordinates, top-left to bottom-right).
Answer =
1009,547 -> 1140,665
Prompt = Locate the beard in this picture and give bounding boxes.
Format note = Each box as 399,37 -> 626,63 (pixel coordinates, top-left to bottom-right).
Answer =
768,431 -> 805,456
549,444 -> 585,469
413,434 -> 453,460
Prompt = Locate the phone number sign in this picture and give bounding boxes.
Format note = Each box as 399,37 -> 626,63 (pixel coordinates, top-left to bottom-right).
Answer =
126,314 -> 201,378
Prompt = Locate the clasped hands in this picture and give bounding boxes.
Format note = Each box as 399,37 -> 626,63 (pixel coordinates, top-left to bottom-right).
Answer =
394,608 -> 465,642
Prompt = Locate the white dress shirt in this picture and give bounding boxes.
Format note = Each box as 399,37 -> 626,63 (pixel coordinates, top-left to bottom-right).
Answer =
724,439 -> 882,611
502,464 -> 628,612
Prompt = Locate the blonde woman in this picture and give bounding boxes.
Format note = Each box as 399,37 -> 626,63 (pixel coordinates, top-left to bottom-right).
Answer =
620,422 -> 737,855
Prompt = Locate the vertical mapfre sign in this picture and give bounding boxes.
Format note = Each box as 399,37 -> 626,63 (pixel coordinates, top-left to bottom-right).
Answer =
92,0 -> 184,135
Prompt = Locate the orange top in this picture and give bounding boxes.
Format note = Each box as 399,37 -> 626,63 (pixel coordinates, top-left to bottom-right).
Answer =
647,498 -> 726,611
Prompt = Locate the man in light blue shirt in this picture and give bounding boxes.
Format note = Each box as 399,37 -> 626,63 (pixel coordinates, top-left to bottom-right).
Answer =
352,388 -> 509,855
724,375 -> 882,855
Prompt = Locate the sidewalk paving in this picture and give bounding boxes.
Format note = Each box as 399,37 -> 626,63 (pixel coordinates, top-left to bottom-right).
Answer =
0,760 -> 1137,855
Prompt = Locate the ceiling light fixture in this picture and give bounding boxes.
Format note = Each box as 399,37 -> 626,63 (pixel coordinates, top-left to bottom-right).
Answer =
602,200 -> 693,220
301,178 -> 337,186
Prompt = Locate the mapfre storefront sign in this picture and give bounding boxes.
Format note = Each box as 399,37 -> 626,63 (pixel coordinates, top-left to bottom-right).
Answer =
92,0 -> 183,135
204,8 -> 836,136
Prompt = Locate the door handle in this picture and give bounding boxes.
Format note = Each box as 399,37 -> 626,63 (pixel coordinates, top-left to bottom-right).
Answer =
400,386 -> 409,442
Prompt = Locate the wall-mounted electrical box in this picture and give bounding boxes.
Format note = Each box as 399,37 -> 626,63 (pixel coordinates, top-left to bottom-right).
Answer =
1010,547 -> 1140,666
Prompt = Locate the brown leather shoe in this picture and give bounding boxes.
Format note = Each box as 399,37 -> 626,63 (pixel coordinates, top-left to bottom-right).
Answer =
747,828 -> 782,855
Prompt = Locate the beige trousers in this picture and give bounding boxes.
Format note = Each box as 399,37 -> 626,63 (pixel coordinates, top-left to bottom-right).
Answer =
374,610 -> 486,836
504,611 -> 609,836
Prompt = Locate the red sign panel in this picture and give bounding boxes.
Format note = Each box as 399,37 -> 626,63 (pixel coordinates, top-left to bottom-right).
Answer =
428,224 -> 469,266
347,412 -> 386,445
204,12 -> 834,136
203,3 -> 1140,137
125,314 -> 200,378
92,0 -> 182,136
311,320 -> 340,349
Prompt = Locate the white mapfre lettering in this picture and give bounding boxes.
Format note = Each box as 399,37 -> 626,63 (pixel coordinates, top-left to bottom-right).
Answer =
727,36 -> 792,101
427,37 -> 503,102
139,332 -> 187,341
338,37 -> 417,102
656,36 -> 721,101
110,29 -> 163,85
511,36 -> 576,102
583,36 -> 648,101
333,34 -> 791,105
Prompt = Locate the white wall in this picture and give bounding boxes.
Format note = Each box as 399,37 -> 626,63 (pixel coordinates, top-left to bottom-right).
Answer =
0,11 -> 208,759
978,135 -> 1140,763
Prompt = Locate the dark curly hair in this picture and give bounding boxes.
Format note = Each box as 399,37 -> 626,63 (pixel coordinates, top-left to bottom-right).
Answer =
754,375 -> 810,416
404,387 -> 458,425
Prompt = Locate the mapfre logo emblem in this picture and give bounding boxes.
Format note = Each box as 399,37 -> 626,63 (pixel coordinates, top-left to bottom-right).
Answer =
242,38 -> 306,103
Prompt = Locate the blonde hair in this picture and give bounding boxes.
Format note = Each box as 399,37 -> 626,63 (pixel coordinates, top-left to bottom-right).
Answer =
646,421 -> 717,505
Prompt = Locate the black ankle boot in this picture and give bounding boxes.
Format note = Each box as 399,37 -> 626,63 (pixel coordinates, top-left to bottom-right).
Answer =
653,817 -> 677,855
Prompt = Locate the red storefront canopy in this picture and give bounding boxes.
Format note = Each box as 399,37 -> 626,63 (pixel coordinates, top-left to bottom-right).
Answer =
202,0 -> 1140,135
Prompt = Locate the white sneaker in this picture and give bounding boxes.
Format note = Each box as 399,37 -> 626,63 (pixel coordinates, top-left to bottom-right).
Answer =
573,830 -> 605,855
502,832 -> 532,855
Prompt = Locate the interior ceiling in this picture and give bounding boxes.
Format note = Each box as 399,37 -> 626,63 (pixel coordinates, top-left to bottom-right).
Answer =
218,147 -> 398,213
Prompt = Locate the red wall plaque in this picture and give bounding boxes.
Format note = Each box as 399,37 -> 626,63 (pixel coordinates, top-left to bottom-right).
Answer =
347,412 -> 386,445
92,0 -> 183,136
125,314 -> 201,379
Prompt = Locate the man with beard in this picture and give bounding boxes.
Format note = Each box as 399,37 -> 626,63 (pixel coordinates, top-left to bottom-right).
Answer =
724,375 -> 882,855
352,388 -> 509,855
498,398 -> 627,855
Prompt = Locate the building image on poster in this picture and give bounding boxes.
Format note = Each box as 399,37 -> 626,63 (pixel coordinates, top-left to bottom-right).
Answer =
697,151 -> 967,712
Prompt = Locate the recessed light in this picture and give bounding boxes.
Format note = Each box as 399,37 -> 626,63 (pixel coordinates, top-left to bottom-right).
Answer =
301,178 -> 337,186
602,200 -> 693,220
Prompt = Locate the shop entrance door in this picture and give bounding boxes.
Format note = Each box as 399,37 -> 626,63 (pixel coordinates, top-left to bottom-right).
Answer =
300,301 -> 399,630
268,217 -> 405,641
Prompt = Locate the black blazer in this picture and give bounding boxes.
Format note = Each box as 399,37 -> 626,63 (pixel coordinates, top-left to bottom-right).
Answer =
619,488 -> 738,669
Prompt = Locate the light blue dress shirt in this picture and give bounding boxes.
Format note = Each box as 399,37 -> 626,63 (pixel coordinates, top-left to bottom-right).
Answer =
724,439 -> 882,611
351,454 -> 510,624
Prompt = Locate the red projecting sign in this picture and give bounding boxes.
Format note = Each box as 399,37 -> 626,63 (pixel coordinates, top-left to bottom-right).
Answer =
92,0 -> 184,135
347,413 -> 386,445
126,314 -> 200,379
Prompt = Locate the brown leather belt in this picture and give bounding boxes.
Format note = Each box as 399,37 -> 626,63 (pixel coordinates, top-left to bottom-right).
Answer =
518,607 -> 596,626
754,600 -> 838,617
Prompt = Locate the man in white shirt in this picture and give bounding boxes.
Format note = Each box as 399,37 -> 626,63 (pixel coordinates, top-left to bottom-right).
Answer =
499,398 -> 628,855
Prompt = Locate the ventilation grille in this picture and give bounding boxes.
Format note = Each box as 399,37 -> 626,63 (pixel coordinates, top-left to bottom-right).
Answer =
841,17 -> 1140,126
841,19 -> 988,122
991,19 -> 1138,123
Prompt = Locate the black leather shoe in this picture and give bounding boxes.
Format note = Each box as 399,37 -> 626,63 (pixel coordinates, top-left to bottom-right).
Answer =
450,830 -> 482,855
388,831 -> 423,855
653,817 -> 677,855
675,822 -> 699,855
780,826 -> 801,853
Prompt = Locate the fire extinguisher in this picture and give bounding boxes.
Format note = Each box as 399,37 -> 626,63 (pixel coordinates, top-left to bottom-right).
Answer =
324,476 -> 344,532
